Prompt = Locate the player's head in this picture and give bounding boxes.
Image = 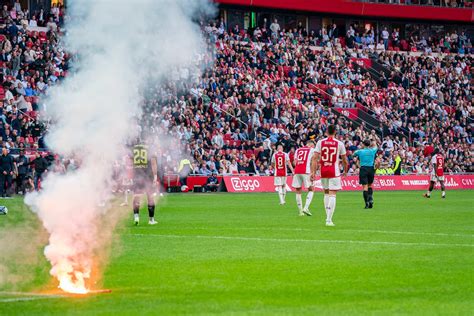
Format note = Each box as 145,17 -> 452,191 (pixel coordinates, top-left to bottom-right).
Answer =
306,140 -> 315,148
363,139 -> 371,147
327,124 -> 336,136
277,144 -> 283,152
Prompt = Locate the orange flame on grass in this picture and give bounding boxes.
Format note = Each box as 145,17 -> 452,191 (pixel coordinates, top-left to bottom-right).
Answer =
57,271 -> 89,294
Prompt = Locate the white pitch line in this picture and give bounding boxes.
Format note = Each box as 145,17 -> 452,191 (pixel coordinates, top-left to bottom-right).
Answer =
152,227 -> 473,238
0,293 -> 64,303
130,233 -> 474,248
341,229 -> 473,238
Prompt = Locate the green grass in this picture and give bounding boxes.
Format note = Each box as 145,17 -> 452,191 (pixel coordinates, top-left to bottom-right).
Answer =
0,191 -> 473,315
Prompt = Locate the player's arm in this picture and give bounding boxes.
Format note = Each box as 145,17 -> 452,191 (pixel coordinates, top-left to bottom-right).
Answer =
371,139 -> 378,148
353,150 -> 360,169
339,143 -> 348,177
310,152 -> 320,180
341,154 -> 349,177
287,160 -> 294,174
151,155 -> 158,183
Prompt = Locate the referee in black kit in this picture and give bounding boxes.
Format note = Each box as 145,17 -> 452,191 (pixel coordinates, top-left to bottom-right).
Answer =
353,139 -> 378,209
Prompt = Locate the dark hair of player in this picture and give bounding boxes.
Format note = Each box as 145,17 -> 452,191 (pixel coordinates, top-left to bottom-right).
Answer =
363,139 -> 371,147
327,125 -> 336,135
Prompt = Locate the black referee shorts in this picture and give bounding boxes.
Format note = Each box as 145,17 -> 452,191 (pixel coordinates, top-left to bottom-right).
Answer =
359,166 -> 375,185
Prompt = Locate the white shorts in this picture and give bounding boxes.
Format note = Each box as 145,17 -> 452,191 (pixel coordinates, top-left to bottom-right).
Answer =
292,174 -> 311,189
274,176 -> 287,186
321,177 -> 342,191
430,174 -> 445,182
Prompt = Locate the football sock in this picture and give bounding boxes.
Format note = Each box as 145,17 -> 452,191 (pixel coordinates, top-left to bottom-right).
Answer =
282,187 -> 286,201
327,195 -> 336,222
324,194 -> 329,218
278,187 -> 284,204
133,198 -> 140,215
304,191 -> 314,210
442,191 -> 446,197
296,193 -> 303,211
363,191 -> 368,203
368,188 -> 373,201
148,205 -> 155,218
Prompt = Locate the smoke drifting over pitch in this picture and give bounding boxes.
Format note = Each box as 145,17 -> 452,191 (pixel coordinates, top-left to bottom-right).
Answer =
25,0 -> 213,293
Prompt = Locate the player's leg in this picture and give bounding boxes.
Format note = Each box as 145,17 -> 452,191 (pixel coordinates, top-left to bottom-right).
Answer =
440,179 -> 446,198
295,188 -> 304,216
362,184 -> 369,208
121,188 -> 129,206
146,189 -> 157,225
326,190 -> 337,226
279,185 -> 286,204
321,178 -> 330,222
281,177 -> 288,204
325,178 -> 341,226
132,194 -> 141,225
424,179 -> 435,198
360,167 -> 369,208
303,175 -> 313,216
275,177 -> 284,204
292,175 -> 304,215
281,179 -> 287,203
367,185 -> 374,208
367,168 -> 375,208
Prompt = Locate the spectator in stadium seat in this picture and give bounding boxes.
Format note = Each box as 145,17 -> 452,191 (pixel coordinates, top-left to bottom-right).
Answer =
205,172 -> 219,192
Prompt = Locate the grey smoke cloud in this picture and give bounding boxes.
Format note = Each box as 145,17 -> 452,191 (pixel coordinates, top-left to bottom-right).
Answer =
25,0 -> 214,293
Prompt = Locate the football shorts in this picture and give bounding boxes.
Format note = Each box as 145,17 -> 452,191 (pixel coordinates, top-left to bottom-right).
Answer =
274,176 -> 287,186
292,174 -> 311,189
430,173 -> 445,182
321,177 -> 342,191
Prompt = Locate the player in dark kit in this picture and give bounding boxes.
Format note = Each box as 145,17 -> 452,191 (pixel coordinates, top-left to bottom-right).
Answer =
132,143 -> 158,225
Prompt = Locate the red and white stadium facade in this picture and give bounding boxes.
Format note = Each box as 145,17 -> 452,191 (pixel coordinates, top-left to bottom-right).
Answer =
215,0 -> 473,23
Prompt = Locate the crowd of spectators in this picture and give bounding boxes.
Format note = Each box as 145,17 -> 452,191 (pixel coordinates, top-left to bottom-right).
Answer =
0,2 -> 67,195
149,19 -> 472,182
0,2 -> 471,195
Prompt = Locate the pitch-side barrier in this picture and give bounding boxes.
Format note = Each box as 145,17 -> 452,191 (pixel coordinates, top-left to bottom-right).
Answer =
183,175 -> 474,193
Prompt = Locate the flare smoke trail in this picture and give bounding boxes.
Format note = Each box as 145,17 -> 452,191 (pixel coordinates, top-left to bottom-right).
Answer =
25,0 -> 213,293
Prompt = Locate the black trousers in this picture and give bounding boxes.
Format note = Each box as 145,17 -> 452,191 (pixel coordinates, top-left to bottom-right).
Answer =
0,173 -> 12,195
16,174 -> 26,193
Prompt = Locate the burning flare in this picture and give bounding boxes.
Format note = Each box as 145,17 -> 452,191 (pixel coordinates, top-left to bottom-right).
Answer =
58,273 -> 88,294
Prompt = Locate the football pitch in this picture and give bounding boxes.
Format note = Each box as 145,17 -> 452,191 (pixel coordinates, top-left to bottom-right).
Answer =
0,190 -> 473,315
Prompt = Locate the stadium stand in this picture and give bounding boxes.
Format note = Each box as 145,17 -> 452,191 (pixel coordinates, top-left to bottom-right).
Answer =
0,1 -> 471,194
